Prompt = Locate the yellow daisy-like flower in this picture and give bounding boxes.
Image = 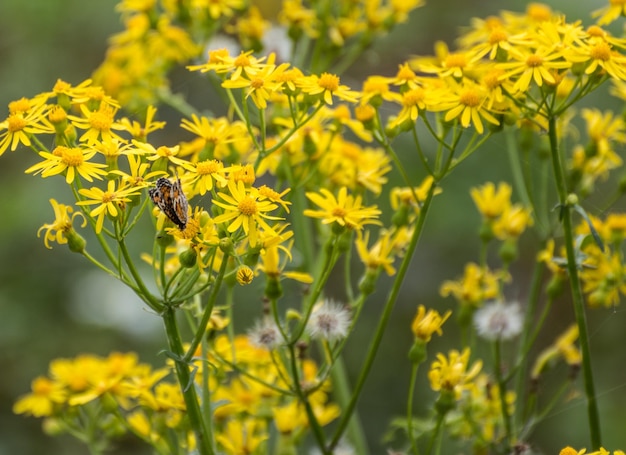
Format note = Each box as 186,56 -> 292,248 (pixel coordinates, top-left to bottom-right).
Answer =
68,103 -> 126,145
0,101 -> 54,156
492,204 -> 534,239
532,324 -> 581,379
77,180 -> 143,233
185,159 -> 229,195
411,305 -> 452,342
355,229 -> 397,275
592,0 -> 626,26
37,199 -> 87,249
297,72 -> 360,105
13,377 -> 67,417
497,45 -> 571,93
213,180 -> 283,247
222,62 -> 291,109
304,187 -> 381,230
25,146 -> 109,184
470,182 -> 512,220
428,347 -> 483,399
430,81 -> 500,134
216,418 -> 268,454
440,262 -> 503,308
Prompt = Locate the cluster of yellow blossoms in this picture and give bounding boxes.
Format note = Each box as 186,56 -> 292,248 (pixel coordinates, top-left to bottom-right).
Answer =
5,0 -> 626,453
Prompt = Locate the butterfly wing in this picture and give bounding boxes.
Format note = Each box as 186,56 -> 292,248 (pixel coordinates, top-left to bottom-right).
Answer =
149,177 -> 188,230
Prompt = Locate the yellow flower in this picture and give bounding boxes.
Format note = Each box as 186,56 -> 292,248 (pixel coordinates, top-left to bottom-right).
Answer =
216,418 -> 267,455
387,85 -> 428,130
68,103 -> 126,145
236,265 -> 254,285
77,180 -> 143,233
189,50 -> 269,80
531,325 -> 581,379
257,231 -> 313,283
470,182 -> 511,219
222,61 -> 291,109
273,401 -> 308,434
492,204 -> 533,239
440,262 -> 503,308
118,105 -> 165,140
0,99 -> 53,156
428,348 -> 483,399
355,229 -> 397,275
593,0 -> 626,25
184,159 -> 229,195
213,180 -> 283,247
37,199 -> 87,249
25,145 -> 109,184
297,72 -> 360,105
411,305 -> 452,342
429,81 -> 500,134
497,45 -> 572,94
304,187 -> 381,231
13,377 -> 66,417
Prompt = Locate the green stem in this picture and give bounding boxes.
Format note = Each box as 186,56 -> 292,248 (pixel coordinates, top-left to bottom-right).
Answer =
546,115 -> 601,449
504,127 -> 532,209
329,355 -> 369,455
118,236 -> 163,312
329,181 -> 437,450
407,362 -> 420,455
493,340 -> 512,449
287,343 -> 328,452
426,412 -> 445,455
184,256 -> 229,362
162,307 -> 214,455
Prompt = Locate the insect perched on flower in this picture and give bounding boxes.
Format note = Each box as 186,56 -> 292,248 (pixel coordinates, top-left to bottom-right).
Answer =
149,172 -> 189,230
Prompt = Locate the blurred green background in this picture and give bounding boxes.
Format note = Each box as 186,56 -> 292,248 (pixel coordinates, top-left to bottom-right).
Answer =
2,0 -> 626,454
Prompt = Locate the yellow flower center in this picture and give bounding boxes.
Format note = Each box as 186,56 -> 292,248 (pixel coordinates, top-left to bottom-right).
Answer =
363,78 -> 388,94
488,28 -> 507,45
610,0 -> 626,5
484,16 -> 503,30
445,53 -> 467,69
403,88 -> 425,106
527,3 -> 552,21
590,42 -> 611,61
483,70 -> 504,89
84,87 -> 104,101
250,78 -> 264,89
196,159 -> 221,175
396,64 -> 417,81
9,98 -> 31,113
586,25 -> 605,38
558,448 -> 579,455
89,111 -> 113,131
332,207 -> 347,218
32,377 -> 54,395
318,73 -> 340,91
209,48 -> 229,63
355,104 -> 375,121
526,54 -> 543,67
234,53 -> 251,68
238,196 -> 258,216
61,148 -> 85,167
102,191 -> 115,203
156,145 -> 174,156
459,89 -> 481,107
7,113 -> 26,132
53,79 -> 72,93
49,106 -> 67,123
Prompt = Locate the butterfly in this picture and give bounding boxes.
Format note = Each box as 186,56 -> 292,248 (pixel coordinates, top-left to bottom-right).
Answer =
148,172 -> 189,230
